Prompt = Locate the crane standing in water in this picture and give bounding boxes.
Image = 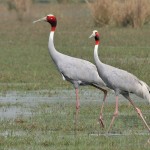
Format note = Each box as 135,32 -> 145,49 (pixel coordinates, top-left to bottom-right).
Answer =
33,14 -> 109,128
89,30 -> 150,133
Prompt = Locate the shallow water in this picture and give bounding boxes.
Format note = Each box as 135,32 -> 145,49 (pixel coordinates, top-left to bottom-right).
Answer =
89,132 -> 150,136
0,89 -> 149,141
0,89 -> 148,120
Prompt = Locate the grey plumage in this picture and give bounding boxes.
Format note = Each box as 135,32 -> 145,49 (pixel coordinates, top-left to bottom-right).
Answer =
90,30 -> 150,132
33,15 -> 108,128
96,62 -> 150,101
48,37 -> 106,89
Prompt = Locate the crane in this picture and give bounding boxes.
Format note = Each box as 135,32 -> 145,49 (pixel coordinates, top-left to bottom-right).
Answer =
33,14 -> 109,128
89,30 -> 150,133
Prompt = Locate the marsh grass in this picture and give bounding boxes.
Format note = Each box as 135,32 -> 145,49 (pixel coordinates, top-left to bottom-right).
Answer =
0,94 -> 149,149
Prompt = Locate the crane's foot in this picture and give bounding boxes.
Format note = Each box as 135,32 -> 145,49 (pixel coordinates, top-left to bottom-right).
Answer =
99,117 -> 105,128
107,111 -> 118,133
135,107 -> 150,132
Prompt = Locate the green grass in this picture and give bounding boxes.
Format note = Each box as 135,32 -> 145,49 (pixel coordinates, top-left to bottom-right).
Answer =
0,93 -> 150,149
0,3 -> 150,91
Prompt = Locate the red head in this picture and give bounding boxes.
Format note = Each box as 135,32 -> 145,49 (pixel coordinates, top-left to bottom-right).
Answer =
89,30 -> 100,45
46,14 -> 57,31
33,14 -> 57,31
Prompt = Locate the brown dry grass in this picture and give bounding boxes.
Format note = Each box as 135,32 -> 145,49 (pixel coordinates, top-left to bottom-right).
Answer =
86,0 -> 150,28
86,0 -> 113,26
7,0 -> 32,21
113,0 -> 150,27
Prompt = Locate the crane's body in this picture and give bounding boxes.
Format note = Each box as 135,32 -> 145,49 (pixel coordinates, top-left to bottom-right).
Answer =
48,36 -> 106,89
33,15 -> 108,128
96,61 -> 150,101
90,30 -> 150,132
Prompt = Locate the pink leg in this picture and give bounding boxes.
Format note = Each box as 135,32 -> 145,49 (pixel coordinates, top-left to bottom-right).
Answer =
75,88 -> 80,130
127,97 -> 150,132
99,91 -> 107,128
75,88 -> 80,110
107,96 -> 119,133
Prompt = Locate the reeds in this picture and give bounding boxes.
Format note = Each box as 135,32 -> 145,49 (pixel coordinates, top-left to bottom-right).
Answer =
86,0 -> 150,27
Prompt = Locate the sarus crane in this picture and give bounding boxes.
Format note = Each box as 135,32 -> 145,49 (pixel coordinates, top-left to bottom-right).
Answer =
89,30 -> 150,133
33,14 -> 109,128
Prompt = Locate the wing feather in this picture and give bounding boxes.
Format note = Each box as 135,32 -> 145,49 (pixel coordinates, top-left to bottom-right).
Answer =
57,54 -> 103,85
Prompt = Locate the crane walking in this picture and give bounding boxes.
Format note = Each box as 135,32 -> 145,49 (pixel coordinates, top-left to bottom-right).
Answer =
33,14 -> 109,128
89,30 -> 150,133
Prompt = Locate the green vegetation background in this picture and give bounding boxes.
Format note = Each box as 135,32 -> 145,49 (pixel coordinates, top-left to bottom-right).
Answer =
0,3 -> 150,91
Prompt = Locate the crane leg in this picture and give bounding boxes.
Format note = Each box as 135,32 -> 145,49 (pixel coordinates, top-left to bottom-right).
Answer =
99,90 -> 107,128
126,96 -> 150,132
107,96 -> 119,133
75,88 -> 80,131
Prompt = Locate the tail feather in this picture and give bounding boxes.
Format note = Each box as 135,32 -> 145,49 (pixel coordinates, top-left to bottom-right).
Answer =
139,80 -> 150,103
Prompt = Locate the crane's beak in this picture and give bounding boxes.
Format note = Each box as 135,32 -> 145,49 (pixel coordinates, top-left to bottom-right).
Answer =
89,33 -> 95,38
33,17 -> 47,23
